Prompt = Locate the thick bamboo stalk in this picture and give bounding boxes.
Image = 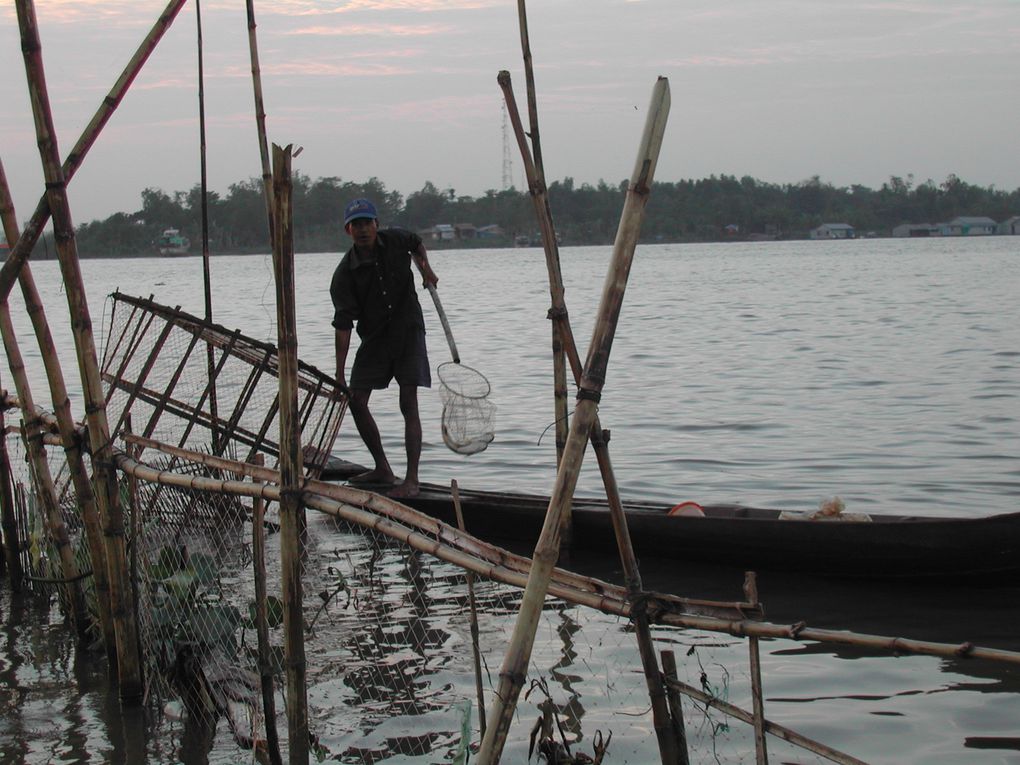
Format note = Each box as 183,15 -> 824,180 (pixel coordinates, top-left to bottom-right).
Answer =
252,454 -> 284,765
15,0 -> 142,699
477,77 -> 671,764
0,386 -> 24,588
452,479 -> 487,738
0,0 -> 189,304
271,143 -> 309,765
245,0 -> 276,244
668,678 -> 868,765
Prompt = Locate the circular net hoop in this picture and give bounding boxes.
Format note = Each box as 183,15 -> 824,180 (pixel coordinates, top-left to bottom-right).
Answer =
437,361 -> 495,455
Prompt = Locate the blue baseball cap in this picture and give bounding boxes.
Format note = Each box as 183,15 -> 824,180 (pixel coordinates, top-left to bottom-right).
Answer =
343,198 -> 378,226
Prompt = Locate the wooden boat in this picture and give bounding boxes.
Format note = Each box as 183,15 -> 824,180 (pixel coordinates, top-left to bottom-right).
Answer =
327,476 -> 1020,581
156,227 -> 190,256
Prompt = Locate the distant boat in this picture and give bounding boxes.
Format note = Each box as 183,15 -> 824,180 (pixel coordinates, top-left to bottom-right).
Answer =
157,228 -> 190,256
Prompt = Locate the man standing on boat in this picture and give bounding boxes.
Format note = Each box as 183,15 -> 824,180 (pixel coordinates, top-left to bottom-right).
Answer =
330,198 -> 439,499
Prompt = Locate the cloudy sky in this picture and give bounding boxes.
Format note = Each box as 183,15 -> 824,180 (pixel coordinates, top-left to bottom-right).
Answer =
1,0 -> 1018,225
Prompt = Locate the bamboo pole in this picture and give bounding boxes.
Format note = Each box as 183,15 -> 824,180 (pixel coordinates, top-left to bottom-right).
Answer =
271,143 -> 309,764
245,0 -> 276,243
667,677 -> 868,765
0,0 -> 189,304
660,651 -> 691,765
452,479 -> 487,738
745,572 -> 769,764
3,309 -> 88,633
252,453 -> 284,765
194,0 -> 220,456
1,156 -> 115,649
513,0 -> 570,484
0,385 -> 24,588
15,0 -> 143,699
108,445 -> 1020,672
477,77 -> 671,763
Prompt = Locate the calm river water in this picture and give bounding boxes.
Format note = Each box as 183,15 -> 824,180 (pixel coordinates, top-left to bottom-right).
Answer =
2,236 -> 1018,763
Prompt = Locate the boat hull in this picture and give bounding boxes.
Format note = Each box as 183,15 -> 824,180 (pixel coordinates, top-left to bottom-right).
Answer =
381,483 -> 1020,580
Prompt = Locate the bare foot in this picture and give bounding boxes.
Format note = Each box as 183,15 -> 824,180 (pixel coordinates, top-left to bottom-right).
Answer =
348,468 -> 396,485
388,480 -> 420,499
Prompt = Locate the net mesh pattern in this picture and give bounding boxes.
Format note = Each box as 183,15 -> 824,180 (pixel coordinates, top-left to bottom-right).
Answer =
437,362 -> 495,456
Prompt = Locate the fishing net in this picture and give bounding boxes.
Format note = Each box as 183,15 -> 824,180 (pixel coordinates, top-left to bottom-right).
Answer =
437,361 -> 495,455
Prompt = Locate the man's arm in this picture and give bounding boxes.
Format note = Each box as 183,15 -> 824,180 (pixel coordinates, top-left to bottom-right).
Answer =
335,328 -> 352,389
412,242 -> 438,288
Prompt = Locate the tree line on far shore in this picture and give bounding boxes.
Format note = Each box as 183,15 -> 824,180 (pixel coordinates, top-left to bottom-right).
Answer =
42,172 -> 1020,258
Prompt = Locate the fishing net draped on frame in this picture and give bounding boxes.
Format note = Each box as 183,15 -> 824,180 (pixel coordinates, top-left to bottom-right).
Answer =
437,360 -> 495,455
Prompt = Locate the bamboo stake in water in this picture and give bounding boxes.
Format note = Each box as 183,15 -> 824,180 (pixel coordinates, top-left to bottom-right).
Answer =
660,651 -> 692,765
477,77 -> 671,764
271,143 -> 309,764
253,454 -> 284,765
745,572 -> 769,764
499,67 -> 680,762
0,0 -> 188,304
451,479 -> 487,739
0,382 -> 24,588
16,0 -> 143,699
0,156 -> 117,655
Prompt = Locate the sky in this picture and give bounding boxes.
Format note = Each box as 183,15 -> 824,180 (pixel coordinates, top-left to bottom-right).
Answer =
1,0 -> 1018,225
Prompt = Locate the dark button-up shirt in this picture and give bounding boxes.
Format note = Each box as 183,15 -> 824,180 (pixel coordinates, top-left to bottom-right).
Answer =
330,228 -> 425,343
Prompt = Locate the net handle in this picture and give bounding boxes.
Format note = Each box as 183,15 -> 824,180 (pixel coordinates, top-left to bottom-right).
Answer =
425,282 -> 460,364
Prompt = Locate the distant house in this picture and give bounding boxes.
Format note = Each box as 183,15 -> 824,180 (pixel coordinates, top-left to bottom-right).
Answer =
420,224 -> 456,241
453,223 -> 476,240
998,216 -> 1020,235
892,223 -> 939,238
939,216 -> 997,236
810,223 -> 856,240
476,224 -> 505,239
724,223 -> 740,236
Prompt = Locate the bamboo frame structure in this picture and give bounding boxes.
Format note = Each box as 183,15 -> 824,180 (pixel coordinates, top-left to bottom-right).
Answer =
15,0 -> 142,699
101,435 -> 1020,670
271,143 -> 309,764
500,8 -> 682,756
479,77 -> 673,763
0,0 -> 188,304
0,157 -> 117,653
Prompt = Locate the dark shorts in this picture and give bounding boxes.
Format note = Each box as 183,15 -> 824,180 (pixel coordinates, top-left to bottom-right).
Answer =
351,325 -> 431,390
